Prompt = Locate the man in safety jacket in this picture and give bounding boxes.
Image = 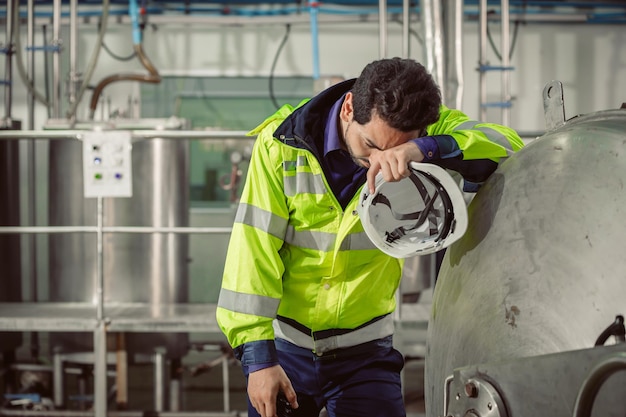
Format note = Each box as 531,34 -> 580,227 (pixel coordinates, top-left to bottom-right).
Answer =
216,58 -> 524,417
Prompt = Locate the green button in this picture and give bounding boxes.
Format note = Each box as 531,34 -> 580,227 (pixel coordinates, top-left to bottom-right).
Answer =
94,173 -> 103,180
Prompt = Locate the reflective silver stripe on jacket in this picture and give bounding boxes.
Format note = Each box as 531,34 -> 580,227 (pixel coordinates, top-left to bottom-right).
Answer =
284,226 -> 335,251
454,120 -> 515,156
283,228 -> 377,252
237,201 -> 376,252
283,171 -> 328,197
273,314 -> 395,354
234,203 -> 288,239
283,155 -> 309,171
339,231 -> 379,251
283,156 -> 327,197
217,288 -> 280,318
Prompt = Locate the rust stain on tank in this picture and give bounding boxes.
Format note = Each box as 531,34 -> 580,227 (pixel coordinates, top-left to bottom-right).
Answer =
505,305 -> 520,328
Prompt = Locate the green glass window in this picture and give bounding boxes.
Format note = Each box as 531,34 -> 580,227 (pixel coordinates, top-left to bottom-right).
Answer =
140,76 -> 314,208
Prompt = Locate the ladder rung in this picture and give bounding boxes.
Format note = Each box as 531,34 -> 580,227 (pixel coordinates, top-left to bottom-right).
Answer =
481,101 -> 513,108
26,45 -> 62,52
478,65 -> 515,72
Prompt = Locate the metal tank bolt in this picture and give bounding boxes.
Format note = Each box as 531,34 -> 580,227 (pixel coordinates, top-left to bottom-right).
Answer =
465,381 -> 479,398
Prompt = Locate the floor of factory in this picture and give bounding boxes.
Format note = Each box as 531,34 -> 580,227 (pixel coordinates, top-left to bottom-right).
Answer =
2,335 -> 426,417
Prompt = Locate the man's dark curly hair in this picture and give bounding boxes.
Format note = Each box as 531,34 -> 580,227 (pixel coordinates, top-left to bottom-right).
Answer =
351,57 -> 442,133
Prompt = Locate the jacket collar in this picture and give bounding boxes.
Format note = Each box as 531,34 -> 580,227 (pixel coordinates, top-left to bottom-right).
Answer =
273,79 -> 356,153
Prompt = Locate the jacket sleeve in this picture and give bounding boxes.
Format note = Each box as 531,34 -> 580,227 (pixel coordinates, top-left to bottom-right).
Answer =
426,105 -> 524,161
215,123 -> 289,366
415,105 -> 524,188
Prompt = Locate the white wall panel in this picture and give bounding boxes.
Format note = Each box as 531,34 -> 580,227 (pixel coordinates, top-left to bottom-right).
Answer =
7,16 -> 626,133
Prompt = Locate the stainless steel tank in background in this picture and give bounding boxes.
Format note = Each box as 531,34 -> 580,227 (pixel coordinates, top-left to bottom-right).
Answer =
48,119 -> 189,359
425,108 -> 626,416
400,254 -> 437,302
0,132 -> 23,354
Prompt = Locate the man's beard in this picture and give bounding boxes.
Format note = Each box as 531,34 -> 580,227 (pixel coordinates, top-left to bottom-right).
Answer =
343,121 -> 369,168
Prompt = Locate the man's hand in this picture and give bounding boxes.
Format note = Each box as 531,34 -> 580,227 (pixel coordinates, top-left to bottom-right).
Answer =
366,141 -> 425,194
247,365 -> 299,417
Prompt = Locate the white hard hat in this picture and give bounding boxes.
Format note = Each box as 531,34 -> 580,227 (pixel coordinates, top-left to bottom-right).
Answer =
357,162 -> 468,258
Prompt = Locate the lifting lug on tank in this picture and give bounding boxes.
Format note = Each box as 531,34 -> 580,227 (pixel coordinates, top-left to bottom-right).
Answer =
444,373 -> 508,417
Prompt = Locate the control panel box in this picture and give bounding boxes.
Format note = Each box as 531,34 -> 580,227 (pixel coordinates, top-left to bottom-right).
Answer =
82,130 -> 133,198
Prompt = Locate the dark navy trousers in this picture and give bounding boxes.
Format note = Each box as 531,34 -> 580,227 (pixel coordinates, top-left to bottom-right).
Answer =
244,336 -> 406,417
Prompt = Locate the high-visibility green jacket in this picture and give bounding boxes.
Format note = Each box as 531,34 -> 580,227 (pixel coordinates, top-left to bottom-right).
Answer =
216,79 -> 523,366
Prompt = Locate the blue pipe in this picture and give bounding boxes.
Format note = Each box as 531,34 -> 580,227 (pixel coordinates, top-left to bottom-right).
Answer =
309,0 -> 320,80
2,1 -> 624,22
3,0 -> 625,6
463,0 -> 626,7
128,0 -> 142,45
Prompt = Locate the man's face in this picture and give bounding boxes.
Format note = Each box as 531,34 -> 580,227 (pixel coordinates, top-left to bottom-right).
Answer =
340,92 -> 419,168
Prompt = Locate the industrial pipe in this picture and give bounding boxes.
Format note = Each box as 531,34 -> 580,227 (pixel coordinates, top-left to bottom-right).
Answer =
65,0 -> 111,121
3,0 -> 16,121
88,43 -> 160,120
51,0 -> 60,117
88,0 -> 161,121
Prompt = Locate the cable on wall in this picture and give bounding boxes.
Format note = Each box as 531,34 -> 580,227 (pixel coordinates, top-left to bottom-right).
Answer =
486,9 -> 522,61
269,23 -> 292,110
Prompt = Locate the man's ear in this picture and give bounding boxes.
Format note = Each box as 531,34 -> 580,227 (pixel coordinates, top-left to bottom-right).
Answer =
340,92 -> 354,123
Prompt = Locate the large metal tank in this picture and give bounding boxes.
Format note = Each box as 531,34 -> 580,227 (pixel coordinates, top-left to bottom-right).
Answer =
48,118 -> 189,359
0,129 -> 23,354
425,108 -> 626,416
